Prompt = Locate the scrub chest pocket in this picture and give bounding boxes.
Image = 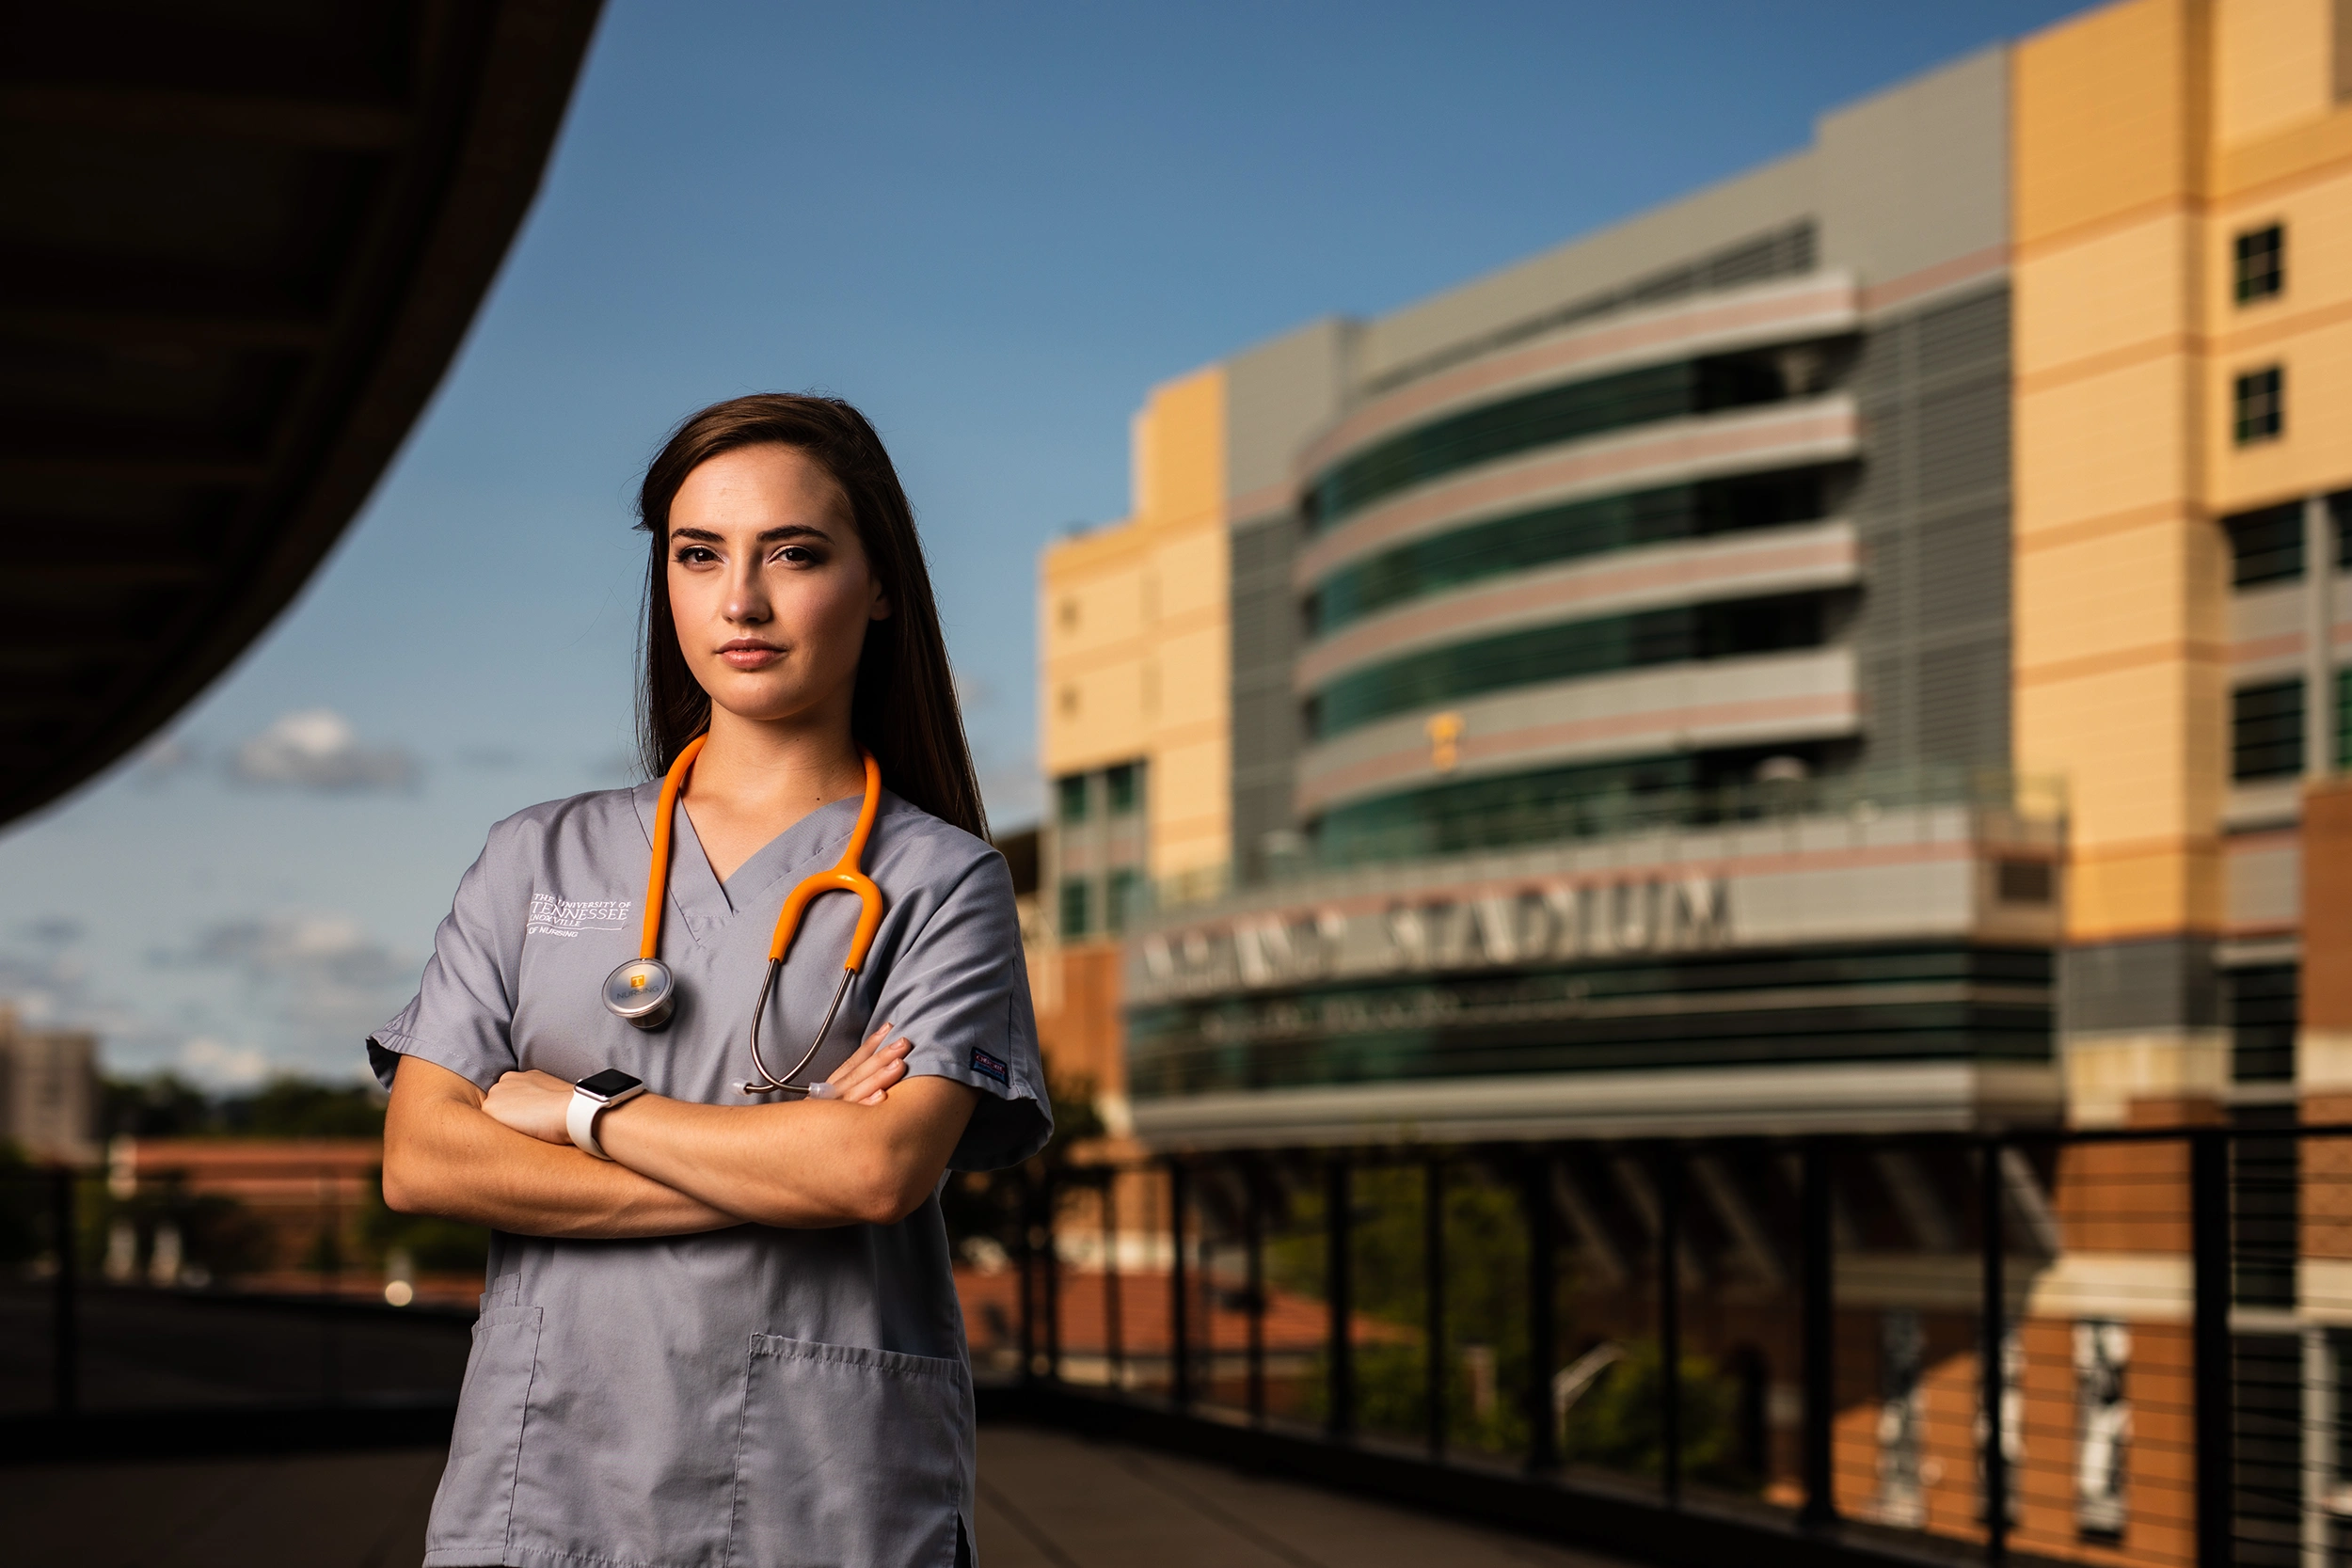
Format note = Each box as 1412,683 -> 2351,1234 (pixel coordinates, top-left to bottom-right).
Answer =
729,1336 -> 971,1568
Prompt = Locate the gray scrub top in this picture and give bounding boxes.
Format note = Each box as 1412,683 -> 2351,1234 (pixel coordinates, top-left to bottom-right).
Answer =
366,783 -> 1050,1568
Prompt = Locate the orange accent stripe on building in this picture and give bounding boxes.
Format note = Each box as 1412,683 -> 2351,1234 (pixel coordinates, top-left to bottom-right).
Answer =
2011,193 -> 2198,261
2014,333 -> 2199,397
1858,245 -> 2010,314
2015,640 -> 2226,688
2015,500 -> 2196,554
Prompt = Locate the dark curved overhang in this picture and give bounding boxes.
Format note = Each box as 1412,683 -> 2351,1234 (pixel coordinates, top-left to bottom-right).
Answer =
0,0 -> 604,826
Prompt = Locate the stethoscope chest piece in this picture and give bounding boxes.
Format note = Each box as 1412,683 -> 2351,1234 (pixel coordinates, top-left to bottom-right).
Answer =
603,957 -> 677,1031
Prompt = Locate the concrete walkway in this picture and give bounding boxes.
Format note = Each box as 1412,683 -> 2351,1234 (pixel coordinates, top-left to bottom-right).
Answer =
2,1424 -> 1633,1568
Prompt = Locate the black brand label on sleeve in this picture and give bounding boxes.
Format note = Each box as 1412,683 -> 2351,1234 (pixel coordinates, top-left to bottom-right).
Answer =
969,1047 -> 1009,1086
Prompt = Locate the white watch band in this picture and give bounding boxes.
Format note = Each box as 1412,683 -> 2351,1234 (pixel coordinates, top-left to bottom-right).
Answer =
567,1089 -> 615,1160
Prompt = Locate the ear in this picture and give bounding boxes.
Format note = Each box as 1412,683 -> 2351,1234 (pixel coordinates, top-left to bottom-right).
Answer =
868,575 -> 893,623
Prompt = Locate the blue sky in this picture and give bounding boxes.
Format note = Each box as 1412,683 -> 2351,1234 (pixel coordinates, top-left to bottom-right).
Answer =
0,1 -> 2088,1085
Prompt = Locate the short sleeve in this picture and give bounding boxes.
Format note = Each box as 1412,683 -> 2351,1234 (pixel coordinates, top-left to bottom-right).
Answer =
365,820 -> 530,1092
871,851 -> 1052,1171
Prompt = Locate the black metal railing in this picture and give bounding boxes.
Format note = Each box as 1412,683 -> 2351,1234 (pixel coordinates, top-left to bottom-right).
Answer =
0,1157 -> 474,1455
12,1125 -> 2352,1567
986,1123 -> 2352,1568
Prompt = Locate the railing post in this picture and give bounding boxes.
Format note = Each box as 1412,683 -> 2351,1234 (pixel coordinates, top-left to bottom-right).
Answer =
1042,1165 -> 1061,1383
1799,1138 -> 1836,1529
2193,1128 -> 2233,1568
1526,1148 -> 1557,1474
1425,1155 -> 1446,1458
1327,1155 -> 1353,1439
1981,1137 -> 2008,1564
1659,1145 -> 1683,1508
1169,1159 -> 1191,1408
1016,1167 -> 1037,1386
1245,1160 -> 1265,1422
1102,1169 -> 1123,1395
49,1166 -> 76,1419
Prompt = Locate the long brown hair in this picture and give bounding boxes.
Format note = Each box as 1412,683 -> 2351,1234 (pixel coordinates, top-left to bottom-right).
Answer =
633,393 -> 987,839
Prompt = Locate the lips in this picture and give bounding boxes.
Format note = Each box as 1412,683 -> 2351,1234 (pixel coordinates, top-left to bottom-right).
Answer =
718,639 -> 785,670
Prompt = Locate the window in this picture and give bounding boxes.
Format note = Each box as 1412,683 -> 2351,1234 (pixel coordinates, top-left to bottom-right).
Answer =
2234,225 -> 2283,304
2234,366 -> 2284,444
2339,668 -> 2352,771
2226,964 -> 2297,1084
1311,591 -> 1830,739
2232,679 -> 2304,781
1057,773 -> 1089,823
1057,877 -> 1091,939
1307,341 -> 1837,531
1105,867 -> 1141,933
1311,465 -> 1837,635
2223,502 -> 2304,587
1105,763 -> 1139,815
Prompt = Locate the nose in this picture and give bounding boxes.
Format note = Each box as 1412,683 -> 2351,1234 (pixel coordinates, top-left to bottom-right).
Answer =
723,554 -> 770,626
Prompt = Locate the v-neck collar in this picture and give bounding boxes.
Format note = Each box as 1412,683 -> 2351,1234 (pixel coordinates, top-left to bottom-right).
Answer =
629,784 -> 867,948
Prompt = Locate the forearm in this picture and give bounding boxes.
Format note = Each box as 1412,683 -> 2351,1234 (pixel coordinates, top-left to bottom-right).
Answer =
384,1061 -> 741,1239
596,1078 -> 976,1228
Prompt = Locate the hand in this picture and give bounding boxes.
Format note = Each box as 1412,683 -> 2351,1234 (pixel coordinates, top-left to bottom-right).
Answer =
483,1069 -> 580,1146
819,1022 -> 913,1106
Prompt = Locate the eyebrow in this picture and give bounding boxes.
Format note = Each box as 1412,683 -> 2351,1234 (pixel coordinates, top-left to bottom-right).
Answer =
669,524 -> 834,544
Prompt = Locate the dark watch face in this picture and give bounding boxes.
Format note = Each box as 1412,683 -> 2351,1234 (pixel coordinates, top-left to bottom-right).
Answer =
578,1069 -> 643,1099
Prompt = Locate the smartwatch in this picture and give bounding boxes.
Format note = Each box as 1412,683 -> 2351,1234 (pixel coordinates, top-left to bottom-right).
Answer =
567,1069 -> 646,1161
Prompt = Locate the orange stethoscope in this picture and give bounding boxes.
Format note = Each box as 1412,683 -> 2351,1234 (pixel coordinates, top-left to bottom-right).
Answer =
601,733 -> 886,1098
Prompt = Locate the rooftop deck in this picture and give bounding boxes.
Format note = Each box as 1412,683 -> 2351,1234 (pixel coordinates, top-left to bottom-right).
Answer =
4,1425 -> 1631,1568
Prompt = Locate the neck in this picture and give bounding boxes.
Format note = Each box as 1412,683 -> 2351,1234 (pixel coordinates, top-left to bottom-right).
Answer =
687,705 -> 865,823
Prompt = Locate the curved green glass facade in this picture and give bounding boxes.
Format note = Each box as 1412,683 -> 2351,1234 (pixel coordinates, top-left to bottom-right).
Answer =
1309,590 -> 1830,738
1307,343 -> 1826,531
1310,466 -> 1837,635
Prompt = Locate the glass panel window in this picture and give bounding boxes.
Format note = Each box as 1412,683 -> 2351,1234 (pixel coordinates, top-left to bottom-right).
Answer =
2234,224 -> 2283,304
2338,668 -> 2352,771
1057,877 -> 1091,940
2223,503 -> 2304,587
2233,366 -> 2284,444
1105,867 -> 1141,934
1057,773 -> 1089,824
2231,679 -> 2304,781
2226,964 -> 2297,1084
1311,591 -> 1828,739
1105,763 -> 1139,815
1307,341 -> 1839,531
1311,465 -> 1836,635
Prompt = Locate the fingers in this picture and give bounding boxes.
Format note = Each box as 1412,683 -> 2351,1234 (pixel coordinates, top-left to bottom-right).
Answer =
833,1038 -> 910,1101
824,1022 -> 896,1086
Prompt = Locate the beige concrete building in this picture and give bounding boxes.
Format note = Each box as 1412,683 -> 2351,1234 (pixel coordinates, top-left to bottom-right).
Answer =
0,1006 -> 99,1164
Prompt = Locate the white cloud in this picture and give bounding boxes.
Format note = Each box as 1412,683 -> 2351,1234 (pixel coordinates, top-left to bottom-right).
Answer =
230,709 -> 419,792
185,912 -> 420,1052
179,1037 -> 272,1088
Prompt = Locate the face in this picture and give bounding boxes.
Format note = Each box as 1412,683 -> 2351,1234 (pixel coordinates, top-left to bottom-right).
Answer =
665,445 -> 889,728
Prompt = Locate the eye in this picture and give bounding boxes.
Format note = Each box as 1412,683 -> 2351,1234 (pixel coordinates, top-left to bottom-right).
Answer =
673,544 -> 719,565
777,545 -> 821,565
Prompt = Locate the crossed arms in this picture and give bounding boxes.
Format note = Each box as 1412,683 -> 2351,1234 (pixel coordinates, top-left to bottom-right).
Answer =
381,1024 -> 978,1238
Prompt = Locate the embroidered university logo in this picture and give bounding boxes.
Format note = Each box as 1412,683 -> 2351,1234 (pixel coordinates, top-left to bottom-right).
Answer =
528,895 -> 632,939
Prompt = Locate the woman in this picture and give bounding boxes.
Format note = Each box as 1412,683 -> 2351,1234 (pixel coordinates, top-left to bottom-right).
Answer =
373,393 -> 1048,1568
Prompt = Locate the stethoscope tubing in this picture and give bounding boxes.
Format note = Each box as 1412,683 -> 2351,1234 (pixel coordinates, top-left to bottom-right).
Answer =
615,735 -> 887,1099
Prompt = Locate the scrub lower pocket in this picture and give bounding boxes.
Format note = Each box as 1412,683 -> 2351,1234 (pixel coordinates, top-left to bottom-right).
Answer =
728,1334 -> 969,1568
427,1304 -> 544,1561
